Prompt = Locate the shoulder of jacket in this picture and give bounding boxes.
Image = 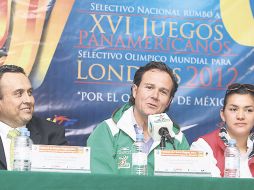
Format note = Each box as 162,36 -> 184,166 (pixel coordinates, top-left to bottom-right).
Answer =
171,123 -> 184,143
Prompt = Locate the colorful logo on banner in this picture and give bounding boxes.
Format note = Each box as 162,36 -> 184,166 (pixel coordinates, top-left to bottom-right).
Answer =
47,115 -> 78,127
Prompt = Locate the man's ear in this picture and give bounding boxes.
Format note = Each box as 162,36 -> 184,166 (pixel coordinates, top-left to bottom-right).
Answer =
132,84 -> 138,99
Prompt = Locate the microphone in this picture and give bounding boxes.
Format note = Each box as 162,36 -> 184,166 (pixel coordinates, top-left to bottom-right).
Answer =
148,113 -> 175,145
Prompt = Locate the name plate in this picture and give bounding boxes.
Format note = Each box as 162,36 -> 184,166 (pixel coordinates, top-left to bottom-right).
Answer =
31,145 -> 90,173
154,150 -> 211,176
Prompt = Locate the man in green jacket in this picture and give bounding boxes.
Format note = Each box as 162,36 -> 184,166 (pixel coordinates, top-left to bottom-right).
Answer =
87,61 -> 189,175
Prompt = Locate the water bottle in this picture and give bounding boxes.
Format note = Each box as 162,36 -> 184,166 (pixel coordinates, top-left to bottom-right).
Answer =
13,127 -> 33,171
131,133 -> 147,175
224,139 -> 240,178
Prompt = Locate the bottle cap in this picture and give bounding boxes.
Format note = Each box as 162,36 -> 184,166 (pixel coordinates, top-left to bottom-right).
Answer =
228,139 -> 236,145
19,127 -> 30,137
136,133 -> 144,141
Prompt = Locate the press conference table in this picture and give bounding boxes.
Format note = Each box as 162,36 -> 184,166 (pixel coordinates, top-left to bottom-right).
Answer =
0,171 -> 253,190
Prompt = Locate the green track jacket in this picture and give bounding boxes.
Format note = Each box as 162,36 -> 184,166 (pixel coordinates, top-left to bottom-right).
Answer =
87,103 -> 190,175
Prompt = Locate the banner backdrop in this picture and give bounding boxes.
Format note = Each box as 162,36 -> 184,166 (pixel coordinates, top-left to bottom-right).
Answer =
1,0 -> 253,145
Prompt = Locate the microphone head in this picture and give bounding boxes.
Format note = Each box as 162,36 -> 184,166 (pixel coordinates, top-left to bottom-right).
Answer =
148,113 -> 173,141
158,127 -> 169,136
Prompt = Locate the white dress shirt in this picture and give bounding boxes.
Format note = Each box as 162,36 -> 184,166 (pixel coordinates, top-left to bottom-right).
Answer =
0,121 -> 25,170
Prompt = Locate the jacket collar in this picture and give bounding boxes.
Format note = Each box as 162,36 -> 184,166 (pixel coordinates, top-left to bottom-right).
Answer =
116,106 -> 136,141
0,136 -> 7,169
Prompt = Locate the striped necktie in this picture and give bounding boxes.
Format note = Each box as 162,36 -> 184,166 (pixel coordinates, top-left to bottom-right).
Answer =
7,129 -> 20,170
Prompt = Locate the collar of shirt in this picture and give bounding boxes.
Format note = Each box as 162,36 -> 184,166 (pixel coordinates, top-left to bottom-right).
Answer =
130,108 -> 143,133
0,121 -> 13,138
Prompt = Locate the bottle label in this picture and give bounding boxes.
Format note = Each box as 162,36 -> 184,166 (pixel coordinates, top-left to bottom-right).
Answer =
132,152 -> 147,165
14,147 -> 30,160
224,156 -> 240,178
225,157 -> 239,169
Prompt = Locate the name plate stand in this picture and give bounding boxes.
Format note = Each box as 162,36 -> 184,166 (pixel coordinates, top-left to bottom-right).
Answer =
154,150 -> 211,176
31,145 -> 90,173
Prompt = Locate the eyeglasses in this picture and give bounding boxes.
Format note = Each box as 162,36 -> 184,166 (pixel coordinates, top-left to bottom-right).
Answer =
226,83 -> 254,94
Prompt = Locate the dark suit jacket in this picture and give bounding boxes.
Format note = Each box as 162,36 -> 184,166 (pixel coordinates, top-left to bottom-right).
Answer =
0,116 -> 67,170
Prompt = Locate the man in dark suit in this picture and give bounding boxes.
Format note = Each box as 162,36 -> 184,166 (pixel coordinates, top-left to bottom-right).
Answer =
0,65 -> 67,170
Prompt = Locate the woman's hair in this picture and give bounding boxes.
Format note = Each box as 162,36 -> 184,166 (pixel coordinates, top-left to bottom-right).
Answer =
222,83 -> 254,111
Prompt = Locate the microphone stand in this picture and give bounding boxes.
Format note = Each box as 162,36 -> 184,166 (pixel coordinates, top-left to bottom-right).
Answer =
159,135 -> 166,150
165,134 -> 176,150
159,127 -> 176,150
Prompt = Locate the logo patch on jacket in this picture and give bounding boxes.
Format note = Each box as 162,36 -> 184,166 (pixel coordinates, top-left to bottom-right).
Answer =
117,147 -> 131,169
